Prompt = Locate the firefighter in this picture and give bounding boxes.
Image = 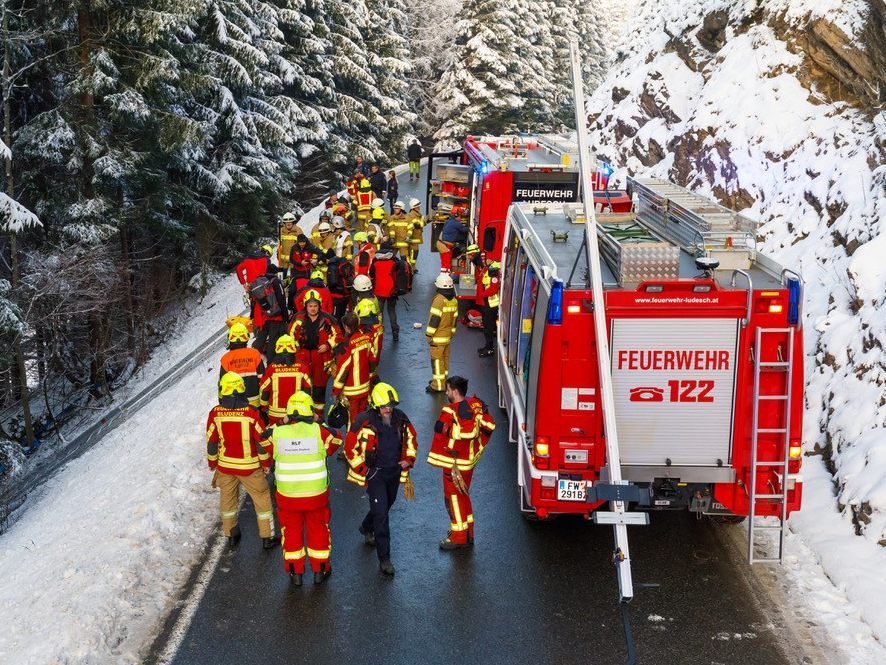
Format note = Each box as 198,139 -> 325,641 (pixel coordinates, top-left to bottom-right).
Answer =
346,172 -> 361,203
309,210 -> 333,246
332,216 -> 353,261
249,265 -> 288,359
355,298 -> 383,384
235,245 -> 275,294
345,382 -> 417,576
220,323 -> 265,407
368,205 -> 387,249
289,291 -> 341,415
425,272 -> 458,393
386,200 -> 410,259
290,270 -> 333,315
207,372 -> 279,550
332,312 -> 375,426
437,213 -> 469,273
426,375 -> 496,550
353,232 -> 376,277
476,261 -> 501,358
405,198 -> 425,272
258,334 -> 312,426
369,241 -> 401,342
278,213 -> 301,271
356,175 -> 373,231
289,234 -> 321,291
261,391 -> 341,585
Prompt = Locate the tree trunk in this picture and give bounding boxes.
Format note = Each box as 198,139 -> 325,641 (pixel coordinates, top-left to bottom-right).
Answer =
3,6 -> 35,446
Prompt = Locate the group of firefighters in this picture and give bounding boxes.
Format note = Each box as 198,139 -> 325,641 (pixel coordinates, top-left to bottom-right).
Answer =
206,183 -> 499,587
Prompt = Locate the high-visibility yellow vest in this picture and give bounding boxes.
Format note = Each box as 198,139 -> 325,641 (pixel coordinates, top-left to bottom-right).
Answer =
269,422 -> 328,498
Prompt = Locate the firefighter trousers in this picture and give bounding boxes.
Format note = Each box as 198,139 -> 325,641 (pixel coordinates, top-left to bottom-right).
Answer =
436,240 -> 453,271
360,467 -> 401,561
279,505 -> 331,574
378,296 -> 399,334
253,320 -> 285,359
442,468 -> 474,544
216,469 -> 274,538
407,243 -> 420,269
345,393 -> 369,428
428,343 -> 450,391
481,305 -> 498,351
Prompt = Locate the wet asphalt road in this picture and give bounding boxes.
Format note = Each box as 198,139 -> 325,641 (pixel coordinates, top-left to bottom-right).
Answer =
161,167 -> 793,665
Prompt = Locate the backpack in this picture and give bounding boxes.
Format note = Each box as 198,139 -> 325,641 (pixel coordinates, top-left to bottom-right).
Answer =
393,259 -> 412,296
249,275 -> 281,317
327,257 -> 354,293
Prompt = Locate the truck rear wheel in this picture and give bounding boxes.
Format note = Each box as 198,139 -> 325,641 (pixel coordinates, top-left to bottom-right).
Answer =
709,514 -> 746,525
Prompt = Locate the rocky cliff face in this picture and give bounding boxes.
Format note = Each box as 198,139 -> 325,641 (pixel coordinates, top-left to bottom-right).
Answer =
589,0 -> 886,545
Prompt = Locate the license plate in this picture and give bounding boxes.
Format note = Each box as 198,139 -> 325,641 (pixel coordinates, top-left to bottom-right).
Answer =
557,479 -> 587,502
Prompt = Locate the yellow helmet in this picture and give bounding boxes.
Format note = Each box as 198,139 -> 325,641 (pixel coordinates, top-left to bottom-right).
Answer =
219,372 -> 246,397
261,244 -> 273,256
302,289 -> 322,305
354,298 -> 379,319
287,390 -> 314,417
354,231 -> 369,243
466,244 -> 480,255
372,207 -> 386,220
370,382 -> 399,409
275,334 -> 297,354
310,268 -> 325,281
228,322 -> 250,343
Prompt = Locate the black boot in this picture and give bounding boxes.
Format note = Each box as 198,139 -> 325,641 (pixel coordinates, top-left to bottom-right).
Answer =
227,525 -> 241,549
313,569 -> 331,585
478,348 -> 494,358
359,525 -> 376,546
379,559 -> 396,576
289,565 -> 303,586
262,535 -> 280,550
392,328 -> 400,342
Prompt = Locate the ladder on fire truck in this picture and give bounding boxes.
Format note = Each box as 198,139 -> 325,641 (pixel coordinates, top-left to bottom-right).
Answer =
747,326 -> 796,564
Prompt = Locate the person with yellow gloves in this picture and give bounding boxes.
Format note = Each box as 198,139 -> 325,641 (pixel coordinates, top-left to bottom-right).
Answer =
344,383 -> 418,576
260,391 -> 341,585
207,372 -> 279,550
425,272 -> 459,393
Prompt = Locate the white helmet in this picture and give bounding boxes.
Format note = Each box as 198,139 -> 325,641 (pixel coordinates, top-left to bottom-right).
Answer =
339,192 -> 352,202
320,209 -> 332,218
282,212 -> 297,222
353,274 -> 373,292
394,200 -> 405,210
434,272 -> 454,289
318,222 -> 331,233
332,216 -> 346,229
371,198 -> 384,209
409,198 -> 420,210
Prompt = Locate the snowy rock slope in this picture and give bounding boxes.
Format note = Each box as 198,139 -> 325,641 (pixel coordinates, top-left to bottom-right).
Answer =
587,0 -> 886,640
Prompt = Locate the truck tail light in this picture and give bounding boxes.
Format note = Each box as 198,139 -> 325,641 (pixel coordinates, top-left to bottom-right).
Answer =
769,299 -> 784,313
789,439 -> 802,473
754,296 -> 784,314
533,436 -> 550,470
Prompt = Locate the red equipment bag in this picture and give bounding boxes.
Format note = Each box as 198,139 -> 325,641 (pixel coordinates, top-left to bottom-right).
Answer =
462,308 -> 483,329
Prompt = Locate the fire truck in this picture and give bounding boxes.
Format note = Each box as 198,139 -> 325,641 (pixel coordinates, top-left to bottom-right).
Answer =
497,177 -> 804,562
425,135 -> 632,297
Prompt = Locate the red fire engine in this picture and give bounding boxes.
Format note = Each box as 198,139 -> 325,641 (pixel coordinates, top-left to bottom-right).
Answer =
425,135 -> 632,296
497,177 -> 804,562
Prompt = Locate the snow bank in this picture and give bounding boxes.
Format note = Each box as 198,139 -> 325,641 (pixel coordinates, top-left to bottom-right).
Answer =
589,0 -> 886,645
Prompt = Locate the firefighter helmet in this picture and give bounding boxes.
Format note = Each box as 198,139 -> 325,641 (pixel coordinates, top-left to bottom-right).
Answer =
219,372 -> 246,397
394,200 -> 405,210
466,244 -> 480,255
489,261 -> 502,272
320,209 -> 332,219
287,391 -> 314,417
354,231 -> 369,243
282,212 -> 297,223
275,334 -> 297,354
372,207 -> 386,221
370,382 -> 400,409
228,322 -> 250,343
354,298 -> 379,319
353,274 -> 373,292
434,273 -> 454,289
318,221 -> 331,233
303,289 -> 322,305
261,244 -> 273,257
332,216 -> 346,229
409,198 -> 420,210
310,268 -> 325,282
371,198 -> 384,209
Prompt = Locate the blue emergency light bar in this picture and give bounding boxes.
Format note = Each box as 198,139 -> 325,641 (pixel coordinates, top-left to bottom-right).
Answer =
600,162 -> 614,178
787,277 -> 801,325
479,160 -> 489,174
547,279 -> 564,324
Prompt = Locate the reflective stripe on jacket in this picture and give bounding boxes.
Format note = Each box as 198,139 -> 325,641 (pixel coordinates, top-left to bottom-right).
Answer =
427,397 -> 496,471
264,421 -> 341,498
425,293 -> 458,344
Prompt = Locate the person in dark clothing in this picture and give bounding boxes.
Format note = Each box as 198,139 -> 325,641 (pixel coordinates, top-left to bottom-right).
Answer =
369,163 -> 387,201
344,382 -> 418,576
437,215 -> 469,272
288,234 -> 322,291
406,140 -> 422,182
354,155 -> 370,177
386,170 -> 399,214
250,268 -> 288,359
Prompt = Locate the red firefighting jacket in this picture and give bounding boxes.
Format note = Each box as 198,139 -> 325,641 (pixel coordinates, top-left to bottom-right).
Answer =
289,246 -> 320,280
427,396 -> 496,471
219,347 -> 265,407
475,268 -> 500,307
345,409 -> 418,487
356,179 -> 373,212
236,254 -> 271,286
353,244 -> 376,277
206,400 -> 270,475
292,285 -> 333,315
370,255 -> 398,299
258,359 -> 313,422
289,311 -> 341,387
332,330 -> 375,398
